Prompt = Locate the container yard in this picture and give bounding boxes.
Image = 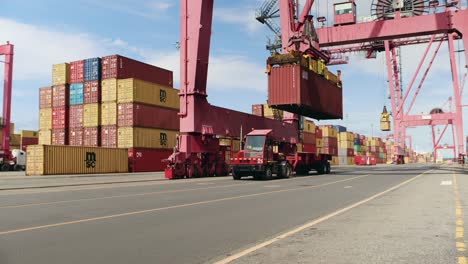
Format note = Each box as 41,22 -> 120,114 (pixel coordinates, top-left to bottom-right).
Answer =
0,0 -> 467,264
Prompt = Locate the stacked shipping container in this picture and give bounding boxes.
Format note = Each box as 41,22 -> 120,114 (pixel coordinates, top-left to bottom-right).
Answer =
338,132 -> 354,165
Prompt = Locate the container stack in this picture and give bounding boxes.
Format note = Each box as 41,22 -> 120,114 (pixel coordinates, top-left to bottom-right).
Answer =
69,60 -> 84,146
320,126 -> 338,163
353,133 -> 362,156
39,86 -> 53,145
52,63 -> 70,145
83,58 -> 102,147
19,130 -> 39,151
299,119 -> 316,153
263,104 -> 283,120
338,132 -> 354,165
100,55 -> 178,172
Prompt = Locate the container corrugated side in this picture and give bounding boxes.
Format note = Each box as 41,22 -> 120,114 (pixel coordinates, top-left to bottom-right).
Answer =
117,127 -> 177,149
39,87 -> 52,109
52,63 -> 70,86
38,130 -> 52,145
20,130 -> 38,138
52,85 -> 69,107
52,107 -> 68,129
70,83 -> 84,105
101,79 -> 117,102
101,55 -> 173,87
39,108 -> 52,130
83,127 -> 100,147
117,79 -> 179,109
84,57 -> 101,82
117,103 -> 179,130
83,103 -> 100,127
101,102 -> 117,126
84,81 -> 100,104
69,105 -> 84,128
10,134 -> 21,146
101,125 -> 117,148
128,148 -> 172,172
52,129 -> 68,145
69,128 -> 83,146
26,145 -> 128,176
70,60 -> 84,84
303,119 -> 316,134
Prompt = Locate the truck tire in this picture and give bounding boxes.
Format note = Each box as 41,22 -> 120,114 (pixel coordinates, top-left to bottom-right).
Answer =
13,164 -> 22,171
262,166 -> 273,180
325,162 -> 331,174
1,163 -> 10,172
232,170 -> 241,180
280,164 -> 293,178
316,163 -> 325,175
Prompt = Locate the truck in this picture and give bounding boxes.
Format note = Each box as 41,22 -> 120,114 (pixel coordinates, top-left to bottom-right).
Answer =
0,149 -> 26,171
231,129 -> 331,180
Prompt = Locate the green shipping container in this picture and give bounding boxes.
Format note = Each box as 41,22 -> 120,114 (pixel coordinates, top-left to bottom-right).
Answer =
354,145 -> 361,152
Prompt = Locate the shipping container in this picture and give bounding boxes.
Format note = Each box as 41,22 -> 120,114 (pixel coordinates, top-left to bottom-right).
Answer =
323,137 -> 338,148
52,63 -> 70,86
354,138 -> 361,145
315,127 -> 323,138
69,128 -> 83,146
128,148 -> 172,172
39,87 -> 52,109
117,127 -> 177,149
83,127 -> 100,147
252,104 -> 264,117
101,102 -> 117,126
101,125 -> 117,148
321,147 -> 337,156
21,137 -> 38,149
338,132 -> 354,142
117,79 -> 179,109
354,145 -> 361,152
334,125 -> 347,133
302,132 -> 316,145
263,104 -> 283,119
10,134 -> 21,146
69,105 -> 83,128
338,141 -> 354,149
84,57 -> 101,82
101,78 -> 117,102
321,127 -> 338,138
101,55 -> 173,87
117,103 -> 179,130
26,145 -> 128,176
39,108 -> 52,130
83,103 -> 100,127
84,81 -> 101,104
52,85 -> 69,107
316,138 -> 323,148
70,83 -> 84,105
303,119 -> 316,134
70,60 -> 84,83
268,65 -> 343,119
52,107 -> 68,129
52,129 -> 68,145
38,130 -> 52,145
20,130 -> 38,138
301,143 -> 316,153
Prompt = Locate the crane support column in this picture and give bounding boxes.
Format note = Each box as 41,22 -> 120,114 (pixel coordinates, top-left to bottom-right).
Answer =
0,43 -> 13,156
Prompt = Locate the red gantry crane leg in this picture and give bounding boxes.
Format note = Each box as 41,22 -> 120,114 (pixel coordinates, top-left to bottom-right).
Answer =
0,42 -> 14,170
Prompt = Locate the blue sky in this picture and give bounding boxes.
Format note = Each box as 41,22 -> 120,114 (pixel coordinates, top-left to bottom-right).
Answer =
0,0 -> 467,157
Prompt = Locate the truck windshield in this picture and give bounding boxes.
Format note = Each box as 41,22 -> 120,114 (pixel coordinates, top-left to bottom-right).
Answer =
245,136 -> 265,151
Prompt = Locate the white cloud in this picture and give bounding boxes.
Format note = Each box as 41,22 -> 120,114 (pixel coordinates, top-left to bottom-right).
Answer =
214,7 -> 263,34
148,1 -> 173,12
83,0 -> 173,20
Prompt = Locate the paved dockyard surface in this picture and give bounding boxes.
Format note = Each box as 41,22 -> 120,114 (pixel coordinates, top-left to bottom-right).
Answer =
0,164 -> 465,264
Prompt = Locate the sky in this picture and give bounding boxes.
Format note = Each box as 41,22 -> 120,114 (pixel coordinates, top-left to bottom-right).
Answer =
0,0 -> 467,157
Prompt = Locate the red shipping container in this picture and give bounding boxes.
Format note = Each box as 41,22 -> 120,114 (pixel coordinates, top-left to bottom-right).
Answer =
101,125 -> 117,148
84,127 -> 100,147
301,143 -> 316,153
69,105 -> 83,128
20,137 -> 38,151
52,85 -> 69,107
302,132 -> 316,144
70,60 -> 84,83
268,65 -> 343,119
84,81 -> 101,104
101,55 -> 173,87
370,146 -> 379,152
117,103 -> 179,130
52,107 -> 68,129
322,147 -> 337,156
354,156 -> 376,165
315,127 -> 323,138
251,104 -> 263,117
128,148 -> 173,172
322,137 -> 338,148
69,128 -> 83,146
347,148 -> 354,156
52,129 -> 68,145
39,87 -> 52,109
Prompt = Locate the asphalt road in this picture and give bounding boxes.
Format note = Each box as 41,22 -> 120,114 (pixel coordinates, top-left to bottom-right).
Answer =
0,164 -> 461,264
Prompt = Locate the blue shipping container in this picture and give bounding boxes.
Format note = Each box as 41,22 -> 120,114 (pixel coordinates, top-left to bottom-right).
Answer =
354,138 -> 361,145
84,58 -> 102,82
70,83 -> 84,105
333,125 -> 347,133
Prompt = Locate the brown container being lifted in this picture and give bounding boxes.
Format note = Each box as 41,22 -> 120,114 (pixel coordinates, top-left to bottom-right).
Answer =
268,65 -> 342,120
118,103 -> 179,130
101,55 -> 173,87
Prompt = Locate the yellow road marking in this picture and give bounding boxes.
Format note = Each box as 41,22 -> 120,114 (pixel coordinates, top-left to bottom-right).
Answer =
0,174 -> 370,236
457,242 -> 466,252
214,169 -> 433,264
457,219 -> 464,226
0,183 -> 256,209
457,208 -> 463,217
459,256 -> 467,264
453,171 -> 466,260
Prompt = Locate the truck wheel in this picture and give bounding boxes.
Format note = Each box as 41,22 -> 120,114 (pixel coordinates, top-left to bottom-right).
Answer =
13,164 -> 22,171
282,164 -> 293,178
325,162 -> 331,174
263,166 -> 273,180
1,164 -> 10,172
232,170 -> 241,180
317,163 -> 325,175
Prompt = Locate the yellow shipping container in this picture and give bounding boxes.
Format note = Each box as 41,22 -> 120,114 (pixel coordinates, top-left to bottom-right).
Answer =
52,63 -> 70,86
297,143 -> 303,152
10,123 -> 14,134
316,138 -> 323,148
309,58 -> 318,73
339,140 -> 354,149
404,157 -> 410,164
102,79 -> 118,102
118,127 -> 177,149
26,145 -> 128,176
317,147 -> 322,154
101,102 -> 117,126
11,134 -> 21,146
21,130 -> 39,138
321,127 -> 337,138
347,157 -> 354,165
303,119 -> 316,134
317,60 -> 326,75
84,103 -> 101,127
263,104 -> 283,119
331,156 -> 339,165
338,132 -> 354,142
39,108 -> 52,130
38,130 -> 52,145
117,79 -> 179,110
